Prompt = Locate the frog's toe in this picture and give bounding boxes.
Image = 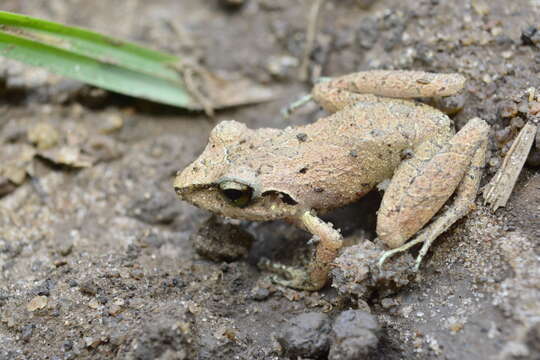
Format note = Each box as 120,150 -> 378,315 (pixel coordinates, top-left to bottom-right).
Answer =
378,247 -> 411,268
378,249 -> 397,268
377,237 -> 425,268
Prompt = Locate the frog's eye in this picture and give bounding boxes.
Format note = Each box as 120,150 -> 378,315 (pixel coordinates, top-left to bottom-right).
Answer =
218,181 -> 253,208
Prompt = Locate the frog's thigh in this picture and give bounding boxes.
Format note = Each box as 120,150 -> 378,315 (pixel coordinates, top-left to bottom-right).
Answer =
313,71 -> 465,105
311,81 -> 379,113
377,118 -> 489,249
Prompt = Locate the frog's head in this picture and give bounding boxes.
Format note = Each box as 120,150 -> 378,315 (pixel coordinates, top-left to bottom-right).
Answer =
174,120 -> 300,221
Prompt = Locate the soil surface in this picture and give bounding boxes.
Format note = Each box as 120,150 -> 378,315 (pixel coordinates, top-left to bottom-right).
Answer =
1,1 -> 539,359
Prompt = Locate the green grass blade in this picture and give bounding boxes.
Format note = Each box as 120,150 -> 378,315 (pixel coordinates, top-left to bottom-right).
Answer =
0,11 -> 198,109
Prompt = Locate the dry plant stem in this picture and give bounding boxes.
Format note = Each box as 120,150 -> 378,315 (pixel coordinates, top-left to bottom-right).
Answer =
483,122 -> 537,211
175,61 -> 215,117
299,0 -> 325,81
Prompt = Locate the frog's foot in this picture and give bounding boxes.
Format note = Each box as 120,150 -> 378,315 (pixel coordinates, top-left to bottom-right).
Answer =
257,258 -> 318,290
378,236 -> 425,269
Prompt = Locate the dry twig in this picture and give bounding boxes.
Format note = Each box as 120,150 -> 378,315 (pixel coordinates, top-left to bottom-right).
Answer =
483,122 -> 537,210
298,0 -> 325,81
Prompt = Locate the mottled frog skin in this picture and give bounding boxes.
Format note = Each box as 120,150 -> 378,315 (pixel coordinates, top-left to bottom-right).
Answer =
175,71 -> 489,290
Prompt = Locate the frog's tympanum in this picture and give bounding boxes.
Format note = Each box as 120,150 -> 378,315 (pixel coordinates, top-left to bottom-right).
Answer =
175,70 -> 489,290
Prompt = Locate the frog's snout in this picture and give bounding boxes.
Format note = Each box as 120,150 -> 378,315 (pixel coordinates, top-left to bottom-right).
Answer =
173,184 -> 183,197
173,168 -> 194,199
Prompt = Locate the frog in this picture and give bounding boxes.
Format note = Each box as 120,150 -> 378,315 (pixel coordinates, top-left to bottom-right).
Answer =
174,70 -> 490,291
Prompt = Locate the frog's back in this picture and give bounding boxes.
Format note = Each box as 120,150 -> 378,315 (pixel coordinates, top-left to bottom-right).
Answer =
255,97 -> 454,212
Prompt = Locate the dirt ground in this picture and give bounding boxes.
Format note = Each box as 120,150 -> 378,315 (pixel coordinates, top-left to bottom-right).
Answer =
1,0 -> 539,359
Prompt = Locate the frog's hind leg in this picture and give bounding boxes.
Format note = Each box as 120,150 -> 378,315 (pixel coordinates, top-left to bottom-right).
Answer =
377,118 -> 489,270
311,81 -> 380,113
311,71 -> 466,113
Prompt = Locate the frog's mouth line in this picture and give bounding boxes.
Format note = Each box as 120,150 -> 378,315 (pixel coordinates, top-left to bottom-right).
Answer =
175,182 -> 299,208
174,183 -> 213,197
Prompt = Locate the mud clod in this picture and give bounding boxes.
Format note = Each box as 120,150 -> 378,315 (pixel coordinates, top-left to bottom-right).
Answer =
276,312 -> 332,359
331,241 -> 415,299
329,310 -> 381,360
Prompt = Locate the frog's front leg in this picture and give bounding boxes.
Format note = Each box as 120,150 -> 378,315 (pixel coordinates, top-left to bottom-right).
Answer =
259,210 -> 342,290
377,117 -> 489,269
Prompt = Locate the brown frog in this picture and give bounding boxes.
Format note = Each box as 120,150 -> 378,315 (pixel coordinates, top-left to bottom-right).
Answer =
174,70 -> 489,290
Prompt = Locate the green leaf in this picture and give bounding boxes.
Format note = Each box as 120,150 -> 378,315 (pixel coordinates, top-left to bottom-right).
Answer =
0,11 -> 199,109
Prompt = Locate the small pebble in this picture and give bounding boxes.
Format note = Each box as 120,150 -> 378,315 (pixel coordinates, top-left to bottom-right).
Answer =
54,259 -> 68,267
266,55 -> 298,79
517,101 -> 529,115
99,113 -> 124,134
495,127 -> 512,144
449,322 -> 464,333
21,324 -> 34,342
529,101 -> 540,115
84,337 -> 102,348
88,298 -> 100,309
63,341 -> 73,351
250,287 -> 270,301
521,25 -> 540,46
511,117 -> 525,129
79,280 -> 97,296
58,242 -> 73,256
435,93 -> 466,115
27,296 -> 48,312
130,269 -> 145,280
498,100 -> 518,119
381,297 -> 398,309
34,280 -> 52,296
108,304 -> 123,316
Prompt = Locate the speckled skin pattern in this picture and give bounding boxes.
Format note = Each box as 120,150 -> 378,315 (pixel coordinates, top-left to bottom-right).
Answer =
175,71 -> 489,290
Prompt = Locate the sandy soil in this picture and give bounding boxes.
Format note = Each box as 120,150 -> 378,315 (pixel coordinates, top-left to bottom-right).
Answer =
0,0 -> 539,359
